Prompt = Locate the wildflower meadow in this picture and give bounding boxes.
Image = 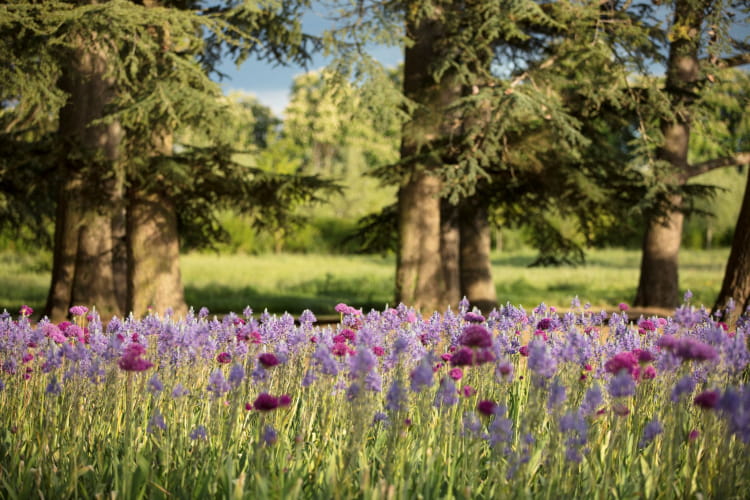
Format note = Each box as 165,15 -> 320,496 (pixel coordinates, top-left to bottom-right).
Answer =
1,295 -> 749,499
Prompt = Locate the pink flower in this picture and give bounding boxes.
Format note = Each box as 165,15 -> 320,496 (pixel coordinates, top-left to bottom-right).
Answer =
19,305 -> 33,317
341,329 -> 356,342
519,345 -> 529,357
279,394 -> 292,407
372,346 -> 385,356
604,352 -> 639,378
217,352 -> 232,364
462,385 -> 475,397
641,365 -> 657,380
69,305 -> 89,317
618,303 -> 629,312
449,368 -> 463,381
118,344 -> 153,372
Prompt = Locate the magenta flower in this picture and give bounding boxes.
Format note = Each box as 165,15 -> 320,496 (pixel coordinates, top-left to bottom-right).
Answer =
216,352 -> 232,364
463,312 -> 485,323
341,329 -> 356,342
694,390 -> 720,409
372,346 -> 385,356
519,345 -> 529,357
450,347 -> 474,366
477,400 -> 497,416
279,394 -> 292,407
459,325 -> 493,348
19,305 -> 33,316
253,393 -> 279,411
118,344 -> 153,372
449,368 -> 463,381
604,352 -> 639,378
618,303 -> 629,312
258,353 -> 279,368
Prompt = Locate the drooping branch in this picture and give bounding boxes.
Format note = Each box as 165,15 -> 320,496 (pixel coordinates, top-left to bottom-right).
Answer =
712,53 -> 750,68
681,152 -> 750,181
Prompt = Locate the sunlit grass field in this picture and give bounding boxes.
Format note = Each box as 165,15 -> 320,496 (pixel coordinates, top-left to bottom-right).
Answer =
0,248 -> 729,316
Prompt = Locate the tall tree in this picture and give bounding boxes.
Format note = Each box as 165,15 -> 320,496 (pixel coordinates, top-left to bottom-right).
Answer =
1,0 -> 331,319
632,0 -> 750,308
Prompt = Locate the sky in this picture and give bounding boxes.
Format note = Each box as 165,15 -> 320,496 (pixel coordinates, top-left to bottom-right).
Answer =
213,8 -> 403,117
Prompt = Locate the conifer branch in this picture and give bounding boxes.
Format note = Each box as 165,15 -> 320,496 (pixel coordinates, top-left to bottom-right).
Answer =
682,152 -> 750,181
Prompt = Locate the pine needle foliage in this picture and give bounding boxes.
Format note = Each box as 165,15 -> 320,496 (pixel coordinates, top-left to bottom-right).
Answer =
0,0 -> 333,250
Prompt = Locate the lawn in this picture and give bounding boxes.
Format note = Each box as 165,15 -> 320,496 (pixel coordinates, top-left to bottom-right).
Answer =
0,248 -> 730,317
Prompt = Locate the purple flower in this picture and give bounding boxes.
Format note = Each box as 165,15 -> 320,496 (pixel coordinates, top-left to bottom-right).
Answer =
253,393 -> 279,411
537,318 -> 553,331
527,340 -> 557,378
147,409 -> 166,433
671,375 -> 696,402
229,363 -> 245,388
640,418 -> 663,447
450,347 -> 474,366
604,352 -> 639,378
459,325 -> 493,348
148,373 -> 163,394
464,312 -> 486,323
547,379 -> 567,411
385,380 -> 407,412
207,369 -> 230,397
349,347 -> 376,377
172,383 -> 189,398
69,306 -> 88,317
478,400 -> 498,416
657,335 -> 718,362
19,305 -> 33,316
261,424 -> 277,445
608,371 -> 636,398
258,352 -> 280,368
46,375 -> 61,395
118,344 -> 153,372
434,376 -> 458,408
410,358 -> 434,392
694,390 -> 720,409
190,426 -> 207,440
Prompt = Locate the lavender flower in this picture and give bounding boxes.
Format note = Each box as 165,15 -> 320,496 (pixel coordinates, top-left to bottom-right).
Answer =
547,379 -> 567,411
385,380 -> 407,412
671,375 -> 696,402
147,409 -> 166,433
46,375 -> 61,396
410,357 -> 434,392
207,369 -> 230,397
434,376 -> 458,409
527,340 -> 557,378
148,373 -> 163,394
190,426 -> 207,440
640,418 -> 663,447
261,424 -> 277,446
228,363 -> 245,389
608,371 -> 636,398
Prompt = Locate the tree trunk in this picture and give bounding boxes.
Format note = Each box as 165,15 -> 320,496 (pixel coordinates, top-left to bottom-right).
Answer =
713,170 -> 750,322
45,35 -> 122,321
396,171 -> 446,312
126,131 -> 187,318
459,194 -> 497,312
633,0 -> 701,308
395,2 -> 460,313
440,199 -> 461,308
634,194 -> 684,309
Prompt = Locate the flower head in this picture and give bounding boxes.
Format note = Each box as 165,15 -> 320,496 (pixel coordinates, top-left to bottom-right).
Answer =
459,325 -> 493,348
69,306 -> 89,317
258,352 -> 280,368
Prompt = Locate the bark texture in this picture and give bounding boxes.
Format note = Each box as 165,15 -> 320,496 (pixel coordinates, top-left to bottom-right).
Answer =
126,131 -> 187,318
634,194 -> 684,309
459,195 -> 497,312
713,171 -> 750,322
45,35 -> 123,321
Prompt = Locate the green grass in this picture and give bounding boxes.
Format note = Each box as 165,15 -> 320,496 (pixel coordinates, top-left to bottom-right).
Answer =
0,248 -> 729,317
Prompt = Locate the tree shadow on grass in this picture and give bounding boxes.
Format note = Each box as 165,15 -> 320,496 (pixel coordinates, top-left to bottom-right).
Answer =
184,278 -> 393,317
